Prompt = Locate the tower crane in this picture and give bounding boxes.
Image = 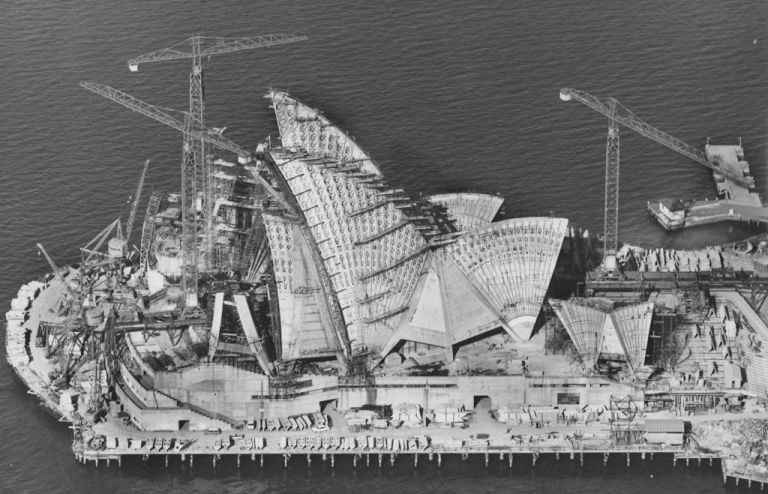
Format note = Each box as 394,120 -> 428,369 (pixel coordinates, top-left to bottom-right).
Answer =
559,87 -> 747,272
80,81 -> 251,302
127,34 -> 308,282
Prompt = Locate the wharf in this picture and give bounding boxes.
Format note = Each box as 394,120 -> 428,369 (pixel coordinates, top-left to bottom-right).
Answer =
648,198 -> 768,231
648,143 -> 768,231
73,430 -> 699,469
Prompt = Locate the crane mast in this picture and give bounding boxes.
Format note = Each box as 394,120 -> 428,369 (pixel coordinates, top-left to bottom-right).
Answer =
604,101 -> 620,271
181,115 -> 199,303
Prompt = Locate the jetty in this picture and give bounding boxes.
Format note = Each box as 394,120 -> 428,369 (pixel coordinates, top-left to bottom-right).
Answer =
648,142 -> 768,230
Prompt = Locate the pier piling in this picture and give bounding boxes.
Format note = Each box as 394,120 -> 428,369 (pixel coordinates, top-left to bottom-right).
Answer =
414,454 -> 418,468
485,453 -> 489,467
626,453 -> 630,467
603,452 -> 609,467
378,454 -> 382,468
331,454 -> 335,468
532,452 -> 539,467
236,454 -> 240,469
390,454 -> 394,467
437,453 -> 442,467
165,455 -> 169,468
307,454 -> 312,467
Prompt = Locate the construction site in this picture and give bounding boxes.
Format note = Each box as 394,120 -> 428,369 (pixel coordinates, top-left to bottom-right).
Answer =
6,35 -> 768,485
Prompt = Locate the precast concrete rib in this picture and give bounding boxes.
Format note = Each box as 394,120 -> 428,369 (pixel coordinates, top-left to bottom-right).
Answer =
234,294 -> 274,376
207,293 -> 224,361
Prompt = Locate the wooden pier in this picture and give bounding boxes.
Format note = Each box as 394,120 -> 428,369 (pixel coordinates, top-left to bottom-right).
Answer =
73,434 -> 719,472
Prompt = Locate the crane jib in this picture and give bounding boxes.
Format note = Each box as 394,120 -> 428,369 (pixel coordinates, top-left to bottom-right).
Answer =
560,88 -> 748,186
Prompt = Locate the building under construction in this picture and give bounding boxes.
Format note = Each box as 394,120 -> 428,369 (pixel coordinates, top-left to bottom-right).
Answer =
7,38 -> 768,469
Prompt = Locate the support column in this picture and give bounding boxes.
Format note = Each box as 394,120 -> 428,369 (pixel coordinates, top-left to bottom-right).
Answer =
190,455 -> 194,468
414,454 -> 418,468
437,453 -> 442,467
603,452 -> 609,467
378,454 -> 382,468
626,452 -> 630,467
485,453 -> 489,467
509,453 -> 513,468
237,454 -> 241,469
307,454 -> 312,467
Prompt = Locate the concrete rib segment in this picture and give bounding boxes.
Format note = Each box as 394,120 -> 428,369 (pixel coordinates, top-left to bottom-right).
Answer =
427,193 -> 504,232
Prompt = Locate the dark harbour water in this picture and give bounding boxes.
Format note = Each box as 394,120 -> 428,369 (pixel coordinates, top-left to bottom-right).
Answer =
1,0 -> 767,492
